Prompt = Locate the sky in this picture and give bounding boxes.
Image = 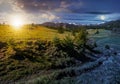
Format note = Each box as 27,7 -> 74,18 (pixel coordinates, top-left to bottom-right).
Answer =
0,0 -> 120,24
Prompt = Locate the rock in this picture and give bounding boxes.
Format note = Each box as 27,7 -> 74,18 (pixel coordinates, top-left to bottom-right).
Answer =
76,55 -> 120,84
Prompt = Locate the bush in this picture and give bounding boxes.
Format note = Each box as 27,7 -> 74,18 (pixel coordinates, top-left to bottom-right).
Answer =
105,45 -> 110,49
62,35 -> 74,49
53,37 -> 61,48
74,29 -> 88,46
95,30 -> 99,34
58,28 -> 64,34
0,42 -> 7,49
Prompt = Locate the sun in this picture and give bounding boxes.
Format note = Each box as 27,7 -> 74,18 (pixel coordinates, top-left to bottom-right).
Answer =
100,15 -> 105,20
12,17 -> 23,27
9,14 -> 25,29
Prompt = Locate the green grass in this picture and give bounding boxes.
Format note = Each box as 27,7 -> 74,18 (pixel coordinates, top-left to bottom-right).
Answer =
0,25 -> 73,83
0,25 -> 70,41
87,29 -> 120,49
87,29 -> 111,40
0,26 -> 96,83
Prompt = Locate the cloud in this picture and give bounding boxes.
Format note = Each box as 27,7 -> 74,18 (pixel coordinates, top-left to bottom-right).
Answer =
13,0 -> 83,13
21,12 -> 59,24
60,1 -> 70,8
41,13 -> 58,21
54,8 -> 72,13
1,0 -> 120,14
0,0 -> 12,12
14,0 -> 61,13
0,1 -> 2,4
86,12 -> 113,15
0,12 -> 9,23
0,0 -> 120,24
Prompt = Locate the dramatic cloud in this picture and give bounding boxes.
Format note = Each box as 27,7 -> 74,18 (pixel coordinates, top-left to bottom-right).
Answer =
13,0 -> 120,13
14,0 -> 61,13
13,0 -> 84,13
0,0 -> 120,24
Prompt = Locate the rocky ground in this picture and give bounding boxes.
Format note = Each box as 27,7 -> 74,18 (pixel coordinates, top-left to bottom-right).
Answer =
19,48 -> 120,84
75,48 -> 120,84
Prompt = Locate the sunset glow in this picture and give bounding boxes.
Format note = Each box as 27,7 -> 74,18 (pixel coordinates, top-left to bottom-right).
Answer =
9,15 -> 25,28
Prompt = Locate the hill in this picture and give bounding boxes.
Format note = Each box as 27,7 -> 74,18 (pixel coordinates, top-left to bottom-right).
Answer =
102,20 -> 120,28
0,24 -> 119,84
0,26 -> 101,83
0,25 -> 70,41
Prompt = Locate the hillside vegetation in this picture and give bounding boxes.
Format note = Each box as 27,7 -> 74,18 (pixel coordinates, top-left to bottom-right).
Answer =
0,26 -> 100,83
0,25 -> 70,41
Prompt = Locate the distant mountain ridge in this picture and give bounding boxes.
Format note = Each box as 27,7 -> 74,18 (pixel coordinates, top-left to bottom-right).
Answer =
102,20 -> 120,28
41,20 -> 120,32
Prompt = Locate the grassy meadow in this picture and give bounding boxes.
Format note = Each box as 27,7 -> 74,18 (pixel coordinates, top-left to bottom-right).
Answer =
0,25 -> 70,42
0,25 -> 98,84
0,25 -> 119,83
87,29 -> 120,49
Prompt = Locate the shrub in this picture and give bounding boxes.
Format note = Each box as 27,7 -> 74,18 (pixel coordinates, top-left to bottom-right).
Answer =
105,45 -> 110,49
74,29 -> 88,46
58,28 -> 64,34
62,35 -> 74,49
4,47 -> 16,59
53,37 -> 61,48
95,29 -> 99,34
0,42 -> 7,49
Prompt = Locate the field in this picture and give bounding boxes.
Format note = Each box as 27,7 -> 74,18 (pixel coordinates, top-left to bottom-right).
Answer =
0,25 -> 119,83
0,25 -> 70,42
0,25 -> 92,83
0,25 -> 74,83
88,29 -> 120,50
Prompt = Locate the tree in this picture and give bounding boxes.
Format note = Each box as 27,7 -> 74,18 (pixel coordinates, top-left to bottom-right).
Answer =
74,29 -> 88,46
95,29 -> 99,34
105,45 -> 110,49
58,27 -> 64,34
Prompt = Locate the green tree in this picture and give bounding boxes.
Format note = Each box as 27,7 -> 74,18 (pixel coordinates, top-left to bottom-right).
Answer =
58,27 -> 64,34
74,29 -> 88,46
105,45 -> 110,49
